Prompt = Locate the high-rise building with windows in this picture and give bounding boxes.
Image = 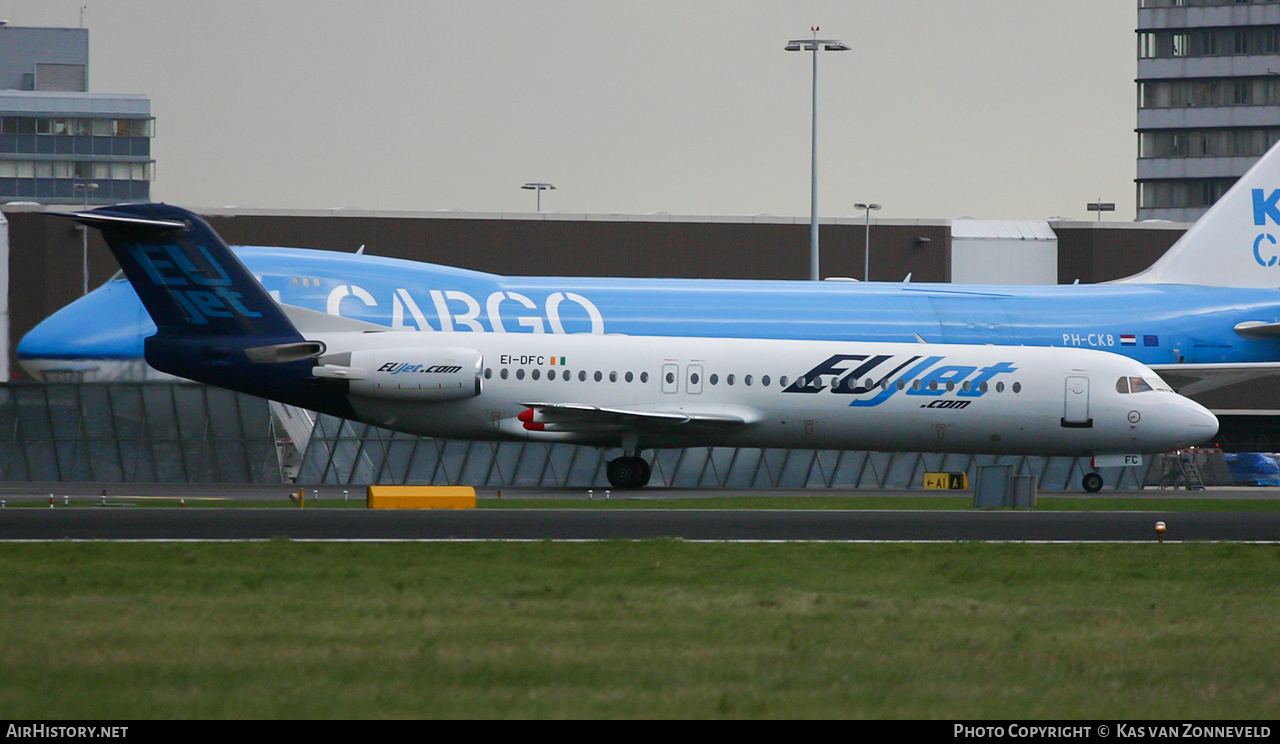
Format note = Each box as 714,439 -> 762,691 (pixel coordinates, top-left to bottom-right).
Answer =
1137,0 -> 1280,221
0,25 -> 154,205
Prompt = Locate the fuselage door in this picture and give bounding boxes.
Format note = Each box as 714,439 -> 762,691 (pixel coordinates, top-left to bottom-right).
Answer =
662,363 -> 679,394
928,297 -> 1014,343
688,364 -> 703,394
1062,375 -> 1093,428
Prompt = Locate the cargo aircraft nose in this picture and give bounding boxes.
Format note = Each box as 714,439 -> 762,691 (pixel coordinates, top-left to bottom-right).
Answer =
16,278 -> 153,380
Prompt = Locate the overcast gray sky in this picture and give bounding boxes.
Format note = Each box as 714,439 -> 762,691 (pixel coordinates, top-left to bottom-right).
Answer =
7,1 -> 1138,221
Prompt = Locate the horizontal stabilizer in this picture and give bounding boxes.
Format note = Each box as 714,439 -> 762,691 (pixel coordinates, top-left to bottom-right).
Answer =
55,210 -> 188,231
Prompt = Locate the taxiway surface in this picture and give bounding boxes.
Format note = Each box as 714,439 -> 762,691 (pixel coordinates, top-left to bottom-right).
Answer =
1,483 -> 1277,542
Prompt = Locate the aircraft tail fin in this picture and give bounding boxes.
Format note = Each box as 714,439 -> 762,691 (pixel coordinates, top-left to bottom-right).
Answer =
55,205 -> 342,408
1120,138 -> 1280,288
57,203 -> 302,339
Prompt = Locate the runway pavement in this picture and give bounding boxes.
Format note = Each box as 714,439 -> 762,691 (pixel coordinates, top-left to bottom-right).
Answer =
3,482 -> 1280,502
0,482 -> 1278,541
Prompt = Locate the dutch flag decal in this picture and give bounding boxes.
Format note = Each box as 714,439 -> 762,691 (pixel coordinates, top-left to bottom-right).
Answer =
1120,334 -> 1136,346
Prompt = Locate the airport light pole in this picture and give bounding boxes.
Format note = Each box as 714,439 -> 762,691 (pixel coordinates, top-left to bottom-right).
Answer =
854,202 -> 880,281
522,182 -> 556,212
73,182 -> 98,295
786,28 -> 849,281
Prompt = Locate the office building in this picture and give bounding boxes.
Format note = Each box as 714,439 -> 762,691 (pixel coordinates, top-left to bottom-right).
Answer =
0,25 -> 154,205
1137,0 -> 1280,221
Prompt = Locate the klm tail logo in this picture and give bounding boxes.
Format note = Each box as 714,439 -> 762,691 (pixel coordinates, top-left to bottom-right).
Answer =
126,242 -> 262,325
1252,189 -> 1280,267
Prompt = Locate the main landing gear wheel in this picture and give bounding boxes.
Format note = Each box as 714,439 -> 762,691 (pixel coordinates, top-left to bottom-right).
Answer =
607,456 -> 652,489
1081,472 -> 1104,493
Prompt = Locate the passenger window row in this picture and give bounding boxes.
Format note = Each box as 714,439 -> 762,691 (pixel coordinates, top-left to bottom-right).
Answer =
486,368 -> 649,383
483,367 -> 1025,393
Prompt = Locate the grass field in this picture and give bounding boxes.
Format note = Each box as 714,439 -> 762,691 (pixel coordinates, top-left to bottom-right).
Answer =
1,541 -> 1278,719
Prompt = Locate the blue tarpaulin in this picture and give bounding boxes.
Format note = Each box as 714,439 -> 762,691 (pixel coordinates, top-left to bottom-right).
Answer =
1224,453 -> 1280,486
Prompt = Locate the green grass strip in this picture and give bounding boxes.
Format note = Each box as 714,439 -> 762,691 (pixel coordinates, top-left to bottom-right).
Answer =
1,542 -> 1278,719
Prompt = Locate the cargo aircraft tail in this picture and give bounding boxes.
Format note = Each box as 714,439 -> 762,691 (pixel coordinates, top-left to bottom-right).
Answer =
1121,137 -> 1280,289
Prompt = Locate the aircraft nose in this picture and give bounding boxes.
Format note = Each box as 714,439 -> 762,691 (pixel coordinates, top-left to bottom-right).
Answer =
1172,397 -> 1219,449
16,279 -> 153,375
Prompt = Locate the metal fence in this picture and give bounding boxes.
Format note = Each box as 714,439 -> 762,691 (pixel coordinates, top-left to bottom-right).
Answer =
0,382 -> 1164,490
0,383 -> 280,482
295,414 -> 1155,490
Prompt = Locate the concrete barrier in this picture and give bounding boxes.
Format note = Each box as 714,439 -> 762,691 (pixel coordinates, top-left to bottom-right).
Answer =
367,485 -> 476,509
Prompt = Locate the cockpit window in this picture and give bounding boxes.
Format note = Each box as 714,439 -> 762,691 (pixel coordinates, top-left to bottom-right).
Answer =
1117,376 -> 1169,394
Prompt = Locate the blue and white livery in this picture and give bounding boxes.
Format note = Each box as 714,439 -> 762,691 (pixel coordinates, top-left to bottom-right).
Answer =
54,203 -> 1220,489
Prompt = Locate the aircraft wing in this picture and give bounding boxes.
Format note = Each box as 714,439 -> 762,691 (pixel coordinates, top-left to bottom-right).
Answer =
517,401 -> 754,433
1150,363 -> 1280,396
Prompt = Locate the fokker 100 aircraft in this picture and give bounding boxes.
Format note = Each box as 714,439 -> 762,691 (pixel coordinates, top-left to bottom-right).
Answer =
55,205 -> 1218,489
21,139 -> 1280,398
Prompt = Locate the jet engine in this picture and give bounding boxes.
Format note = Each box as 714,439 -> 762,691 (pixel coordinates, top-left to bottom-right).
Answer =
316,346 -> 482,401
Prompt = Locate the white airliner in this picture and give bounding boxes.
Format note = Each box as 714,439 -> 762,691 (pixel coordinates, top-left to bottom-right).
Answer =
57,205 -> 1219,489
299,321 -> 1218,489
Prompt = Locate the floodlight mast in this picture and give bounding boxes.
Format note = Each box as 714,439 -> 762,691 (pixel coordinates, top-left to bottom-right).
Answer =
854,202 -> 881,281
521,182 -> 556,212
73,181 -> 99,295
786,27 -> 849,281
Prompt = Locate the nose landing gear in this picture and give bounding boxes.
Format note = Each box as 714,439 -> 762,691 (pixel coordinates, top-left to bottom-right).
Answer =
1081,472 -> 1104,493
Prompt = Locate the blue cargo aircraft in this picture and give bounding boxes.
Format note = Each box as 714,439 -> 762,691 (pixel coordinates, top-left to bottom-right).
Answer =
19,140 -> 1280,397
